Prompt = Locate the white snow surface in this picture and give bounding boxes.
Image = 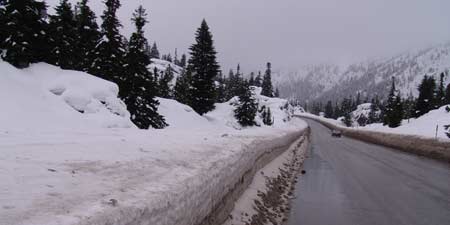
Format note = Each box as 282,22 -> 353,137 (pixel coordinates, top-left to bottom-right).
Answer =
0,62 -> 306,225
299,105 -> 450,140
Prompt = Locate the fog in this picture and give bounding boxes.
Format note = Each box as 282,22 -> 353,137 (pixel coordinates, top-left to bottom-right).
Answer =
46,0 -> 450,72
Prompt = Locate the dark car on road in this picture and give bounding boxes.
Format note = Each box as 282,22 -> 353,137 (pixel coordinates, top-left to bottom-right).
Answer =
331,130 -> 342,137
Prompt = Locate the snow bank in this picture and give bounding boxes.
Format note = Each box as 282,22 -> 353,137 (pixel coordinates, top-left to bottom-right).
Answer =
362,105 -> 450,139
0,61 -> 133,132
295,113 -> 450,163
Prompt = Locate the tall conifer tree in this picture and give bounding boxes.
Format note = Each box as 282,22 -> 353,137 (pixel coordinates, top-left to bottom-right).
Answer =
261,62 -> 274,97
89,0 -> 126,83
415,75 -> 437,117
49,0 -> 77,69
1,0 -> 50,68
383,77 -> 403,128
74,0 -> 100,71
235,81 -> 258,127
123,5 -> 166,129
186,19 -> 220,115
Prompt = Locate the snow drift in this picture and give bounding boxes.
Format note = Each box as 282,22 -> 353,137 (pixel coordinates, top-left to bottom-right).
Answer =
0,61 -> 133,131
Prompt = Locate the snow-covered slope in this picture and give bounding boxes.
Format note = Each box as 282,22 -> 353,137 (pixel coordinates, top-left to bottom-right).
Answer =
362,105 -> 450,139
276,42 -> 450,103
0,61 -> 133,132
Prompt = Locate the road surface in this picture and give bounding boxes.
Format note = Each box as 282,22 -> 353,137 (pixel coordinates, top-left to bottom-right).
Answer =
287,119 -> 450,225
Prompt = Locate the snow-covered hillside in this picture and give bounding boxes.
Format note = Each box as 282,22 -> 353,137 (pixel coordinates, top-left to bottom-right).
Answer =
276,42 -> 450,103
0,59 -> 306,225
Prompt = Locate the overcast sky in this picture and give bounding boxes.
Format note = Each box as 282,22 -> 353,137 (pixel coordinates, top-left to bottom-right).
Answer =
47,0 -> 450,72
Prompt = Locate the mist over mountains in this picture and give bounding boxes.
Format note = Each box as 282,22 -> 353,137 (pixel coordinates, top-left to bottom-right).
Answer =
273,42 -> 450,104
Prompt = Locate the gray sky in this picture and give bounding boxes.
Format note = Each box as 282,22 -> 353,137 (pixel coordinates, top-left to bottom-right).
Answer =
47,0 -> 450,72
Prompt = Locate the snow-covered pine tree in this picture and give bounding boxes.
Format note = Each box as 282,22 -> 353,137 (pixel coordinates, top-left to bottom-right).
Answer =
383,77 -> 403,128
179,54 -> 187,68
262,107 -> 274,126
74,0 -> 100,72
274,88 -> 280,97
415,75 -> 437,117
446,83 -> 450,105
0,0 -> 6,54
248,72 -> 255,86
261,62 -> 274,97
89,0 -> 126,83
186,19 -> 220,115
1,0 -> 50,68
123,5 -> 166,129
254,71 -> 262,87
324,100 -> 334,118
149,42 -> 160,59
159,64 -> 174,98
436,72 -> 446,107
174,69 -> 192,105
48,0 -> 77,69
234,82 -> 258,127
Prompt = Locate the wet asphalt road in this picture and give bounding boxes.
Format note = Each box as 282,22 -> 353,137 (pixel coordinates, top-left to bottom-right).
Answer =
287,119 -> 450,225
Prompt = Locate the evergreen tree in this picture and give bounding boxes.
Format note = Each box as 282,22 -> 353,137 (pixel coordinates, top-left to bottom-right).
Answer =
0,0 -> 6,54
74,0 -> 100,71
324,100 -> 334,118
1,0 -> 50,68
159,65 -> 174,98
123,5 -> 166,129
262,107 -> 274,126
186,19 -> 220,115
274,88 -> 280,97
415,75 -> 437,117
261,62 -> 274,97
215,72 -> 227,103
174,69 -> 192,105
333,101 -> 341,119
446,83 -> 450,105
254,71 -> 262,87
234,82 -> 258,127
89,0 -> 126,83
436,72 -> 446,107
368,101 -> 379,124
179,53 -> 187,68
149,42 -> 160,59
248,72 -> 255,86
48,0 -> 77,69
383,77 -> 403,128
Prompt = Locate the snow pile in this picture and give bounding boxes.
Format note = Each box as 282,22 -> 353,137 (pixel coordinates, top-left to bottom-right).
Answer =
363,105 -> 450,139
0,61 -> 133,131
157,97 -> 213,130
205,87 -> 295,129
148,58 -> 183,85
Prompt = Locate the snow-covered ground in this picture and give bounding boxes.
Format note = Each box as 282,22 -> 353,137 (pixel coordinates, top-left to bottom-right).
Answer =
298,105 -> 450,140
0,61 -> 306,225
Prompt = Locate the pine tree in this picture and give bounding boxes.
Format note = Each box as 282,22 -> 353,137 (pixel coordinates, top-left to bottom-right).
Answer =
248,72 -> 255,86
262,107 -> 274,126
234,82 -> 258,127
383,77 -> 403,128
186,19 -> 220,115
446,83 -> 450,105
0,0 -> 6,54
274,88 -> 280,97
149,42 -> 160,59
215,72 -> 227,103
368,101 -> 379,124
174,69 -> 192,105
324,100 -> 334,118
48,0 -> 77,69
261,62 -> 274,97
1,0 -> 50,68
123,5 -> 166,129
159,65 -> 174,98
89,0 -> 126,83
415,75 -> 437,117
179,53 -> 187,68
436,72 -> 446,107
254,71 -> 262,87
74,0 -> 100,71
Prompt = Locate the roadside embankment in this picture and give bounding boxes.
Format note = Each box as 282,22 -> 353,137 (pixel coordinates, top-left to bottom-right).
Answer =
295,115 -> 450,163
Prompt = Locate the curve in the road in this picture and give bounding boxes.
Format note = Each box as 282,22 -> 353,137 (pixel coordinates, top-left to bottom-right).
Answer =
287,119 -> 450,225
